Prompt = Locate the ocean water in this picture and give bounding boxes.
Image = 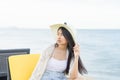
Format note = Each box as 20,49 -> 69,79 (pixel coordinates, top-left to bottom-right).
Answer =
0,28 -> 120,80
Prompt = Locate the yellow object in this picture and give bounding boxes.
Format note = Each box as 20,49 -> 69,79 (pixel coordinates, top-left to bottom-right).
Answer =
8,54 -> 40,80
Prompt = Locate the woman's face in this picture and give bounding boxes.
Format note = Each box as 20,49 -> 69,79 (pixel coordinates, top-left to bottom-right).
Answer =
56,29 -> 67,45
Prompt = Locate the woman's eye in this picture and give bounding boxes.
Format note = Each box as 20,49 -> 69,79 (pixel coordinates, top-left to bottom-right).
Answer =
57,33 -> 63,36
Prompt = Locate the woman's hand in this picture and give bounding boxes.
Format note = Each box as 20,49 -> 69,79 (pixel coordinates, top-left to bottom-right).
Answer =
69,44 -> 80,79
73,44 -> 80,58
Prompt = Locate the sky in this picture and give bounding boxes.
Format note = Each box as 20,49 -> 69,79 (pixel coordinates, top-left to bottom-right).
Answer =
0,0 -> 120,29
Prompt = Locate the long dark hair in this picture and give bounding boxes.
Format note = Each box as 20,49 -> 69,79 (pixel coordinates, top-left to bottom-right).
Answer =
56,27 -> 87,75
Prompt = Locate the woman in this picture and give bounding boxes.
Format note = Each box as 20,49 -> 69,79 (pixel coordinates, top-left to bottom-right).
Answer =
30,23 -> 87,80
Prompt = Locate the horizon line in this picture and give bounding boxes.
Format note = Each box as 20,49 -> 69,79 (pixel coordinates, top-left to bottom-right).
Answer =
0,27 -> 120,30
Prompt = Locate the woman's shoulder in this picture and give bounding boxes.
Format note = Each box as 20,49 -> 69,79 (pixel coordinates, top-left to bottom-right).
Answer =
43,43 -> 55,53
46,44 -> 55,50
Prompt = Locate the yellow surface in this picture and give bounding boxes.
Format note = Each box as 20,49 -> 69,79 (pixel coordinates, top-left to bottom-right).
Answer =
8,54 -> 40,80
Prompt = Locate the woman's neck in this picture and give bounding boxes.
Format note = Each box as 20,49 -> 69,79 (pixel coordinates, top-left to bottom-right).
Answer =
58,44 -> 67,50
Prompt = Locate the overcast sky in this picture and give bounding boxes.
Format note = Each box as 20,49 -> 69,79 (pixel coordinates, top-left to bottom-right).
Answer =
0,0 -> 120,29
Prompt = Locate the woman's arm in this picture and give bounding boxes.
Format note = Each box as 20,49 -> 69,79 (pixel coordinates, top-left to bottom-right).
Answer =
69,55 -> 79,79
29,44 -> 54,80
69,44 -> 80,79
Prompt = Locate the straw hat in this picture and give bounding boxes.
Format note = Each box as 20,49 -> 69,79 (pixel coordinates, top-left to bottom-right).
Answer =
50,23 -> 77,42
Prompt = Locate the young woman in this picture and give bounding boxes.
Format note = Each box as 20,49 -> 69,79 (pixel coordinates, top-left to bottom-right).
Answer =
30,23 -> 87,80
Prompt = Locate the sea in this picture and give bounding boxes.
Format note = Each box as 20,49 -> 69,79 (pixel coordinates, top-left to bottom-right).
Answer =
0,28 -> 120,80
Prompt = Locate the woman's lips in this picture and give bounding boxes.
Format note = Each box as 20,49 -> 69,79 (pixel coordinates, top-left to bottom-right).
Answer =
57,39 -> 61,42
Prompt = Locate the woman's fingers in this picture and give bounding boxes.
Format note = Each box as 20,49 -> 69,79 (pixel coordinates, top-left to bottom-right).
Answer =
73,43 -> 80,56
73,43 -> 79,48
73,44 -> 80,51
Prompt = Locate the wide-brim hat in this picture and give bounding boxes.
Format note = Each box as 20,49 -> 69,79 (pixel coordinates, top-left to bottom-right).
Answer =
50,23 -> 77,42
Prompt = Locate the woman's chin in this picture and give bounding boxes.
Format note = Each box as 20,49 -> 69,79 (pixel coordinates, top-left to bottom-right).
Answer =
57,43 -> 67,46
